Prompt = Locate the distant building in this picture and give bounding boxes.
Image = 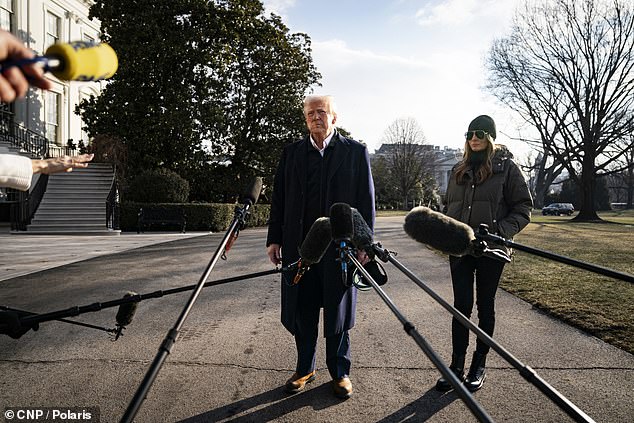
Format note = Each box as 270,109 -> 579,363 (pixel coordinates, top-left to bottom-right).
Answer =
1,0 -> 106,152
431,145 -> 462,196
371,144 -> 461,197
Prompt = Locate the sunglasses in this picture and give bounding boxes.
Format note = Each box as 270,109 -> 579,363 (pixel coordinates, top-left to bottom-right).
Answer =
465,130 -> 489,140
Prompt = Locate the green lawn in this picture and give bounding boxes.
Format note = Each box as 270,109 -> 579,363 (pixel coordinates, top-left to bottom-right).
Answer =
377,208 -> 634,354
502,210 -> 634,354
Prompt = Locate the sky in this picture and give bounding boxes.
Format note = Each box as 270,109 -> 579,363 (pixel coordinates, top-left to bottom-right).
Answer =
261,0 -> 530,157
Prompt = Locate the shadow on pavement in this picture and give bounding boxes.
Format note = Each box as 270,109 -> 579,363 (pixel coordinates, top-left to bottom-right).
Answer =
178,382 -> 343,422
375,388 -> 460,423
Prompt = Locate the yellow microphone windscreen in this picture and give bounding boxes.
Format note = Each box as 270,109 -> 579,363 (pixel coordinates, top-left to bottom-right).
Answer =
45,41 -> 118,81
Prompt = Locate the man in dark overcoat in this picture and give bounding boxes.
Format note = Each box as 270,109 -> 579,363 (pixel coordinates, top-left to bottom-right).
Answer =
266,95 -> 375,399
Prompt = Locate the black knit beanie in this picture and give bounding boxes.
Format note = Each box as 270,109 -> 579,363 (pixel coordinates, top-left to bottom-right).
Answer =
468,115 -> 496,140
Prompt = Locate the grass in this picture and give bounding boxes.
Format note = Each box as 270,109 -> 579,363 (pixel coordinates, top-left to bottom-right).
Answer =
376,209 -> 409,217
376,207 -> 634,354
501,209 -> 634,354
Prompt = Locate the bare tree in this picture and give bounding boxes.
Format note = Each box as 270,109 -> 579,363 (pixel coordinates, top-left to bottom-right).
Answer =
607,135 -> 634,208
518,149 -> 565,209
486,0 -> 634,221
379,117 -> 434,209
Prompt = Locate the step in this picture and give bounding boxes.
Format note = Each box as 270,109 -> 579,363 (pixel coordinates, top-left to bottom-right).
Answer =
27,222 -> 108,230
36,204 -> 106,211
22,229 -> 121,235
32,211 -> 105,219
39,193 -> 109,200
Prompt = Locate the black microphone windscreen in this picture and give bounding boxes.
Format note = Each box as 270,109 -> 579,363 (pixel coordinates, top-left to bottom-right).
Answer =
242,177 -> 263,205
330,203 -> 354,242
404,206 -> 475,256
351,208 -> 373,251
115,292 -> 138,327
299,217 -> 332,264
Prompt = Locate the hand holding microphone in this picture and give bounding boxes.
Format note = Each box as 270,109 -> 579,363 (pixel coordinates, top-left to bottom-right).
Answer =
0,29 -> 118,102
0,29 -> 51,101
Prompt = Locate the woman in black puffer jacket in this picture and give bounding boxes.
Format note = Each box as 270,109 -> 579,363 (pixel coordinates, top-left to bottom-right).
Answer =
436,115 -> 533,393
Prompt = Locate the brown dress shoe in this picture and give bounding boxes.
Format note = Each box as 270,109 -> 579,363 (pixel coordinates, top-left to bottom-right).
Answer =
332,377 -> 353,399
284,371 -> 316,393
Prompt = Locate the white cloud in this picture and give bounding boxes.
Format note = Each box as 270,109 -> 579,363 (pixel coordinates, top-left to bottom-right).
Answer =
312,39 -> 431,69
415,0 -> 506,27
261,0 -> 296,18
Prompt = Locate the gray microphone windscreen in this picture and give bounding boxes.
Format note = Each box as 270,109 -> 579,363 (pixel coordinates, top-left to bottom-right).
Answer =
115,292 -> 138,326
242,177 -> 263,205
404,206 -> 475,256
299,217 -> 332,264
330,203 -> 353,242
351,208 -> 373,251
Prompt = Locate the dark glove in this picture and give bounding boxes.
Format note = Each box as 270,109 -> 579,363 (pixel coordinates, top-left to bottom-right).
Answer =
0,310 -> 39,339
470,239 -> 486,257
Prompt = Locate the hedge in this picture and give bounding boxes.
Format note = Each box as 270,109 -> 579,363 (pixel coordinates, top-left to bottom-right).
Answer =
121,202 -> 270,232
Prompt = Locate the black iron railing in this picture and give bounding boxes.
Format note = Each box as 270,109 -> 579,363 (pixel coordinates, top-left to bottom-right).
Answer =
106,165 -> 120,230
9,174 -> 48,231
1,109 -> 80,231
1,109 -> 48,158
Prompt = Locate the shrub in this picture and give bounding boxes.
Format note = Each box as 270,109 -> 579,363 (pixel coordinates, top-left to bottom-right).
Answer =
126,169 -> 190,203
120,202 -> 270,232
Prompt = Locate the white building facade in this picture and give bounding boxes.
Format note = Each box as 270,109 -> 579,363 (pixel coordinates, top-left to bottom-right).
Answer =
1,0 -> 104,151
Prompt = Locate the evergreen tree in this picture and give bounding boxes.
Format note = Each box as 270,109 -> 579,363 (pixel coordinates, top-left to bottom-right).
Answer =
79,0 -> 320,201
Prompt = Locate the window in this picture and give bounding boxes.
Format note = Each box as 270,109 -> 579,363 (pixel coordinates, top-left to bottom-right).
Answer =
0,0 -> 12,32
46,91 -> 60,145
46,11 -> 60,48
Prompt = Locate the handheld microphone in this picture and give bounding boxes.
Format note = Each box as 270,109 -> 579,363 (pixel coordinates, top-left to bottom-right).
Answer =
330,203 -> 354,286
114,292 -> 138,340
0,41 -> 118,81
290,217 -> 332,285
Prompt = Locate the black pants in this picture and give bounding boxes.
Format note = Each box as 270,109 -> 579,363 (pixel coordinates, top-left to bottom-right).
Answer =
449,255 -> 506,355
294,263 -> 351,380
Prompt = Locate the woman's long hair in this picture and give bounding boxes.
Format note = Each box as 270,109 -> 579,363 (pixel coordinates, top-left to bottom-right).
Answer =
454,135 -> 495,184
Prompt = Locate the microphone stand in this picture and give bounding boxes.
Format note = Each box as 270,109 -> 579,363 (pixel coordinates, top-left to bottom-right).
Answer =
120,199 -> 256,423
1,269 -> 281,335
343,249 -> 494,423
370,243 -> 596,423
475,225 -> 634,284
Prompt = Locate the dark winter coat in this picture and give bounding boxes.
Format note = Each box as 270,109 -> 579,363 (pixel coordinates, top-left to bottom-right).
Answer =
444,145 -> 533,258
266,131 -> 375,336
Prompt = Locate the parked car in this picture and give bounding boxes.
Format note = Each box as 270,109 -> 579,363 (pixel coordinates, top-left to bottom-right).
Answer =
542,203 -> 575,216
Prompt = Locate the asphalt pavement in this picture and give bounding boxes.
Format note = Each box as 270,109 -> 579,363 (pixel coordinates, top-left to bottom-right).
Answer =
0,217 -> 632,423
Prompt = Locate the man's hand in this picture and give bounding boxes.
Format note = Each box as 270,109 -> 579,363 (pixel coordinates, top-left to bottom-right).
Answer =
32,154 -> 94,175
356,249 -> 370,266
267,243 -> 282,265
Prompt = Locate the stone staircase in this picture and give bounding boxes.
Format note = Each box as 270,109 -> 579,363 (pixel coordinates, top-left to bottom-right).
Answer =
25,163 -> 120,234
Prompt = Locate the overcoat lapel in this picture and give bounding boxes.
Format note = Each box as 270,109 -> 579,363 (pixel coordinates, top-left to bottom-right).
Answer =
293,137 -> 309,197
326,132 -> 350,187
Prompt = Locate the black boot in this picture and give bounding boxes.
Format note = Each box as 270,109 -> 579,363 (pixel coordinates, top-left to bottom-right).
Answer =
435,354 -> 465,392
464,352 -> 487,392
